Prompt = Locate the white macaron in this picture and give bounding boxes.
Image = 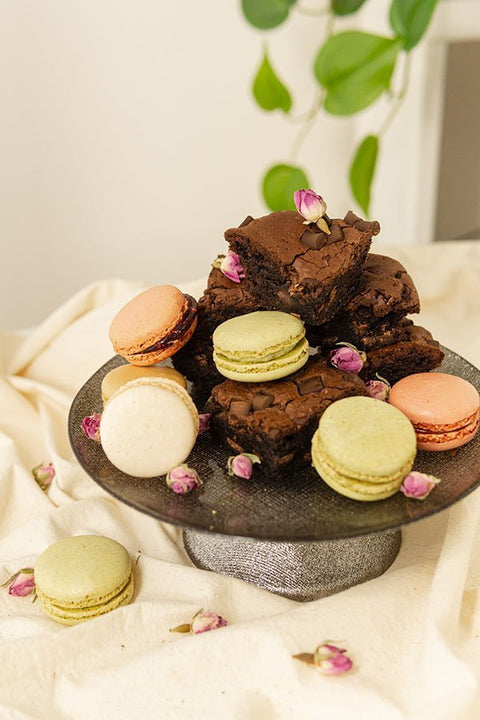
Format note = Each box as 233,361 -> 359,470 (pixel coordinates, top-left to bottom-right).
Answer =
100,377 -> 199,477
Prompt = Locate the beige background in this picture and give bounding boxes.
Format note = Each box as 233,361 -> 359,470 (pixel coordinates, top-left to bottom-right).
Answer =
0,0 -> 478,329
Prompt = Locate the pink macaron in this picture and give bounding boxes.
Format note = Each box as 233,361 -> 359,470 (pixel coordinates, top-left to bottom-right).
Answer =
109,285 -> 197,366
389,372 -> 479,451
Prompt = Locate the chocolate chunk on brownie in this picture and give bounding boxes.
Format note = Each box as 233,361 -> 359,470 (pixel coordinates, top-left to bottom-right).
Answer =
225,209 -> 380,325
210,355 -> 367,476
361,323 -> 444,384
306,254 -> 420,350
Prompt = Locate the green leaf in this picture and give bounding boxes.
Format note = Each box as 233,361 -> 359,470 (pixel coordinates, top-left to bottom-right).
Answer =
331,0 -> 368,16
252,51 -> 292,113
390,0 -> 439,51
314,31 -> 402,115
349,135 -> 378,216
241,0 -> 296,30
262,164 -> 310,211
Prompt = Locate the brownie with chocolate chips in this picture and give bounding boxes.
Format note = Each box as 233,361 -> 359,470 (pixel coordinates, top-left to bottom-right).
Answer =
306,254 -> 420,350
172,264 -> 265,397
225,210 -> 380,325
210,355 -> 367,475
361,323 -> 444,384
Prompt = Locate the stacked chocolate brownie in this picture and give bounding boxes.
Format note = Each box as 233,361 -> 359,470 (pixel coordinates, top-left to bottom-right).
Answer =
173,207 -> 444,472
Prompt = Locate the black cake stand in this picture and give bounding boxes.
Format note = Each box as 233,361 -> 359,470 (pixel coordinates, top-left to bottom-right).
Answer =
68,350 -> 480,601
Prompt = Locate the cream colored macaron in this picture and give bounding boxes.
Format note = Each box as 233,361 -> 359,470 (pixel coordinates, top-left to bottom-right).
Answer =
100,377 -> 199,477
101,364 -> 187,406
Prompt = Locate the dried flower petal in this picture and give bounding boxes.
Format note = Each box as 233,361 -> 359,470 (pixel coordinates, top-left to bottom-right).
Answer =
81,413 -> 102,441
294,189 -> 330,233
294,641 -> 353,675
365,377 -> 390,401
198,413 -> 211,434
191,610 -> 228,634
400,471 -> 441,500
166,464 -> 202,494
214,251 -> 245,283
227,453 -> 261,480
32,462 -> 55,491
330,343 -> 366,374
169,609 -> 228,634
2,568 -> 36,597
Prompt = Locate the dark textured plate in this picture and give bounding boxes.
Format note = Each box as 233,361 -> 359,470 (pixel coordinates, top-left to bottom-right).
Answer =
68,349 -> 480,542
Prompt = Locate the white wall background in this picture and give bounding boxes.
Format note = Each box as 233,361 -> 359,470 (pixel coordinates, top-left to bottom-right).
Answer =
0,0 -> 475,329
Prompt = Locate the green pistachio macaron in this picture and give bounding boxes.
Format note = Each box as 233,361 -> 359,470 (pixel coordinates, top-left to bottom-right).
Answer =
311,396 -> 417,501
34,535 -> 134,625
212,310 -> 309,382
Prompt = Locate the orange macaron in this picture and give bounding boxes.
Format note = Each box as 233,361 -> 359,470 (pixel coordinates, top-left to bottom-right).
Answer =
109,285 -> 197,365
389,372 -> 479,451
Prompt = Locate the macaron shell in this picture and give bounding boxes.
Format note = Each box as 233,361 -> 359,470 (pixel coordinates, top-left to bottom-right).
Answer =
37,572 -> 134,626
125,314 -> 197,366
109,285 -> 186,354
317,396 -> 417,480
416,412 -> 479,451
100,377 -> 199,477
213,337 -> 309,382
34,536 -> 133,610
389,373 -> 480,428
213,311 -> 305,361
102,364 -> 187,404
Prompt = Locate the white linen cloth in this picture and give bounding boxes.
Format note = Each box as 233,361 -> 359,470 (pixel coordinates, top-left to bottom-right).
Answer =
1,241 -> 480,720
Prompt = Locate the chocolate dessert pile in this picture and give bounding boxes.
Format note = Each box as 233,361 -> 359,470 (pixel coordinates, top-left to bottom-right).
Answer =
173,206 -> 444,472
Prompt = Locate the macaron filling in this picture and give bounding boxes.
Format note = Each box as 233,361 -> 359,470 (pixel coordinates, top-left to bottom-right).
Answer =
133,294 -> 197,356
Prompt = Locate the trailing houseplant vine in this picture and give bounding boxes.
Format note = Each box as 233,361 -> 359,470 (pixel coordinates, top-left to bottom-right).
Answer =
242,0 -> 439,216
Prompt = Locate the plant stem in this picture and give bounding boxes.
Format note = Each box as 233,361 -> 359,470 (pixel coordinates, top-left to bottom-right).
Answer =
295,4 -> 330,16
378,53 -> 412,138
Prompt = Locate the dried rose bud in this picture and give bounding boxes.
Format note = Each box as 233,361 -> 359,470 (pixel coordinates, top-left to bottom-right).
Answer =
198,413 -> 211,434
170,609 -> 228,634
400,471 -> 441,500
166,464 -> 202,494
220,251 -> 245,283
32,462 -> 55,491
330,343 -> 366,374
81,413 -> 102,441
314,642 -> 353,675
227,453 -> 261,480
294,189 -> 330,233
2,568 -> 36,597
191,610 -> 228,634
365,378 -> 390,401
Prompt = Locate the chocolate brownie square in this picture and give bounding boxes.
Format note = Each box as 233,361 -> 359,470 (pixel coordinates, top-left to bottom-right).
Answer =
210,355 -> 367,475
198,266 -> 263,333
306,254 -> 420,350
361,323 -> 444,384
225,210 -> 380,325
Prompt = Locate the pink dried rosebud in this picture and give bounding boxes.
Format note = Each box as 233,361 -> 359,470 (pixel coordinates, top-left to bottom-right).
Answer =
32,462 -> 55,491
314,643 -> 353,675
198,413 -> 211,433
166,464 -> 202,494
220,251 -> 245,283
294,189 -> 330,233
81,413 -> 102,441
365,378 -> 390,401
227,453 -> 261,480
2,568 -> 35,597
330,343 -> 366,374
170,609 -> 228,634
191,610 -> 228,634
400,471 -> 441,500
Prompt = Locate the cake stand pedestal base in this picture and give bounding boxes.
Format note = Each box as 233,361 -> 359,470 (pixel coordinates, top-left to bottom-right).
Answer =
183,528 -> 401,601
